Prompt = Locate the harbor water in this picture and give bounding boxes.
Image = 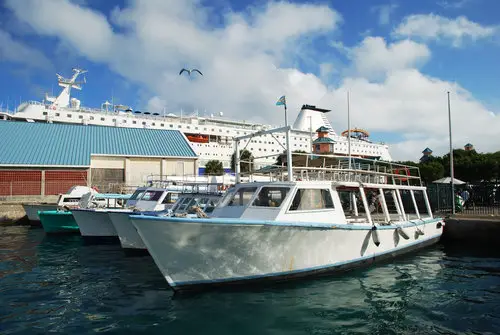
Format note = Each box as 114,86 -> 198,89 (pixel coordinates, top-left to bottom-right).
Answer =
1,226 -> 499,334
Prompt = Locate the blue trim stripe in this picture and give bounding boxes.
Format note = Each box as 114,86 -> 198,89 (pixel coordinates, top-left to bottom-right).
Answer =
169,234 -> 441,287
131,215 -> 442,231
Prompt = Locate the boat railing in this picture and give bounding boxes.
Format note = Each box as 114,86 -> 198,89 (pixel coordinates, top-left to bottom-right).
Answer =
238,151 -> 422,186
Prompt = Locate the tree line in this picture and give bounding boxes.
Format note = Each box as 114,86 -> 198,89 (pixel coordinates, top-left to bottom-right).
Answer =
397,149 -> 500,185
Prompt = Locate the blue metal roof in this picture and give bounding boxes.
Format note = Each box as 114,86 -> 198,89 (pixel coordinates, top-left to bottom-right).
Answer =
313,137 -> 335,144
0,121 -> 197,166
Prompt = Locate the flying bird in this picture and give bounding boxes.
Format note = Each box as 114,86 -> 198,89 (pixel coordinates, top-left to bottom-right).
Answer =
179,68 -> 203,76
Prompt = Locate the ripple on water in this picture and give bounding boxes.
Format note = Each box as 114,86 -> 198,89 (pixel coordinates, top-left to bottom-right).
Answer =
0,227 -> 500,334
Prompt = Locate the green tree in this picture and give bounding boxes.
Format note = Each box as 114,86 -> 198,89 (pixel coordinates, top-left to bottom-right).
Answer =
231,149 -> 254,173
204,160 -> 224,175
419,161 -> 445,184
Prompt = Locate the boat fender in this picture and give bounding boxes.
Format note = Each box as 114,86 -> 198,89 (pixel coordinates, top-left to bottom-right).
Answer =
436,222 -> 443,229
396,227 -> 410,240
371,226 -> 380,247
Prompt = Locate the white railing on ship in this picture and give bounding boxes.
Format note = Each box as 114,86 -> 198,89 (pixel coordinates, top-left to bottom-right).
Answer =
237,152 -> 422,186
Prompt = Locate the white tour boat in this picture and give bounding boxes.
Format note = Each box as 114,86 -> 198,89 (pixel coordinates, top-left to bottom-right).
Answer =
23,185 -> 100,222
73,187 -> 179,240
110,185 -> 223,251
129,125 -> 444,292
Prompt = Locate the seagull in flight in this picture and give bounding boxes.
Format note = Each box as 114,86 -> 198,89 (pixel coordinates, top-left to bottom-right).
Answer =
179,68 -> 203,76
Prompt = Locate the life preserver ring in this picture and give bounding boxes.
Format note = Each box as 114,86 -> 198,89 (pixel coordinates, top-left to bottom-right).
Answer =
393,168 -> 410,182
91,186 -> 100,193
51,105 -> 56,110
217,185 -> 228,191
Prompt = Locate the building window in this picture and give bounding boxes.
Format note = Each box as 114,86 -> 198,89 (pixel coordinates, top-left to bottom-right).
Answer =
289,189 -> 334,211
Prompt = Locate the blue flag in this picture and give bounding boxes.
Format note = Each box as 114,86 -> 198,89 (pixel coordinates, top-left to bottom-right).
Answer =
276,95 -> 286,106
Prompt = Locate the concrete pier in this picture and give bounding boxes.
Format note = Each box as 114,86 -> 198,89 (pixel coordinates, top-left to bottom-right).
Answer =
0,203 -> 29,226
443,215 -> 500,245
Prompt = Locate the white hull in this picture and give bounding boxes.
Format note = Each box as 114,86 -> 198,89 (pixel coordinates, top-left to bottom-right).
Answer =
131,217 -> 444,290
72,209 -> 117,237
22,204 -> 58,221
108,211 -> 146,250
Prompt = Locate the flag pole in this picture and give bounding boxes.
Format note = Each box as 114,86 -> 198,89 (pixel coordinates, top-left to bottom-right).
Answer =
284,100 -> 293,181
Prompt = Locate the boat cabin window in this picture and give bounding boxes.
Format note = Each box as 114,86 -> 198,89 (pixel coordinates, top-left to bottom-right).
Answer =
141,191 -> 164,202
289,189 -> 334,211
252,187 -> 290,208
227,187 -> 258,207
129,189 -> 146,200
162,192 -> 179,204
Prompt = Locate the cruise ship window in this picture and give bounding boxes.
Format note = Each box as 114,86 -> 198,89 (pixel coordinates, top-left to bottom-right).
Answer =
143,122 -> 146,125
90,116 -> 94,120
123,120 -> 127,123
42,112 -> 47,115
152,123 -> 156,126
161,123 -> 164,127
101,117 -> 105,121
204,128 -> 207,131
195,127 -> 198,130
55,113 -> 60,116
133,121 -> 137,124
112,119 -> 116,122
67,114 -> 72,118
187,126 -> 190,129
170,125 -> 173,128
79,115 -> 83,119
178,125 -> 182,128
219,129 -> 222,132
211,129 -> 214,131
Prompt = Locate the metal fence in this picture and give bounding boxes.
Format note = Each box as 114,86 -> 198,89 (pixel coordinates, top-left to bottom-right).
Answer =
427,181 -> 500,216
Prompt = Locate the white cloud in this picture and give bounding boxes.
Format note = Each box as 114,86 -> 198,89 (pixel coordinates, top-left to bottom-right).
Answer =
372,4 -> 398,25
0,30 -> 52,70
437,0 -> 472,9
393,14 -> 498,47
350,37 -> 431,79
4,0 -> 500,161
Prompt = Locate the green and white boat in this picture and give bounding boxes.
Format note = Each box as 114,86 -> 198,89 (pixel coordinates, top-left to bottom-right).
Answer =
38,210 -> 79,234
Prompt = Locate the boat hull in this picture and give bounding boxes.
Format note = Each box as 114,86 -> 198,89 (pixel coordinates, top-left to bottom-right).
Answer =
131,216 -> 444,291
23,204 -> 58,221
72,209 -> 118,238
108,211 -> 146,250
38,210 -> 79,234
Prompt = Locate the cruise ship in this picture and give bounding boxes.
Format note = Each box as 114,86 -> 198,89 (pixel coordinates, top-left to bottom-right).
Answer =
0,68 -> 392,173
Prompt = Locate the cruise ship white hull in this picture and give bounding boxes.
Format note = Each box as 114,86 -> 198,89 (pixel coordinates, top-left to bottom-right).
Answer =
108,211 -> 146,250
130,216 -> 444,291
72,209 -> 118,238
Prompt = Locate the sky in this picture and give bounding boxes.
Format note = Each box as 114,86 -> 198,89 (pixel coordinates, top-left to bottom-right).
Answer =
1,0 -> 499,161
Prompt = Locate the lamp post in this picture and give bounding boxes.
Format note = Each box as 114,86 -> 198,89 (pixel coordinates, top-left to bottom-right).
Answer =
447,91 -> 455,215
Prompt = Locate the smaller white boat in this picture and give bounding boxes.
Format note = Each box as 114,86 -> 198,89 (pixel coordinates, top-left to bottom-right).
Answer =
22,185 -> 98,222
71,192 -> 133,239
110,186 -> 223,251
